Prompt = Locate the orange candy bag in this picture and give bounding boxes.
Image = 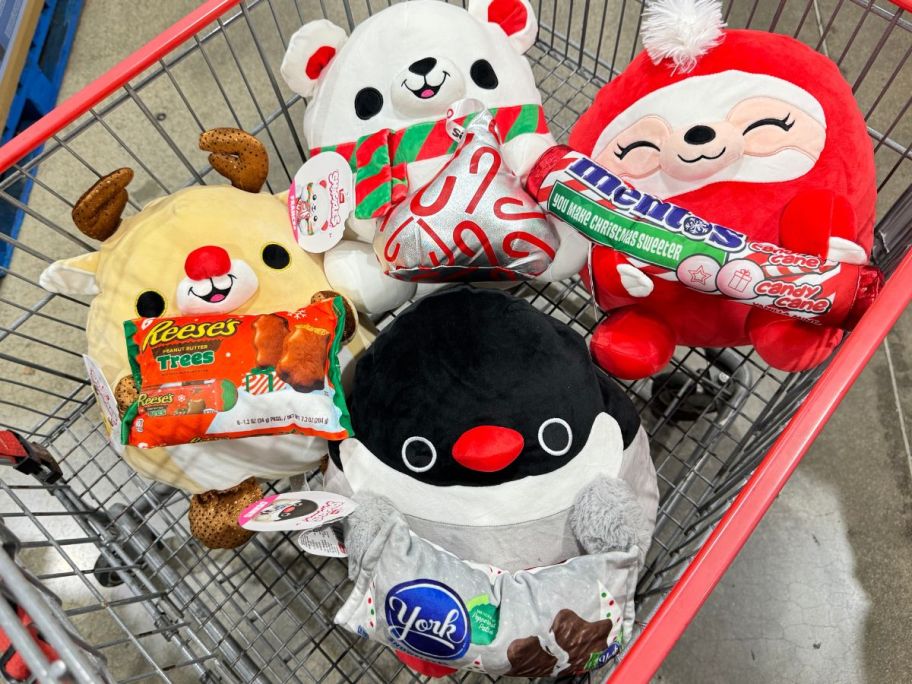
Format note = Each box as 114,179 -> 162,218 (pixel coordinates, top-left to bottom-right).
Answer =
121,297 -> 352,448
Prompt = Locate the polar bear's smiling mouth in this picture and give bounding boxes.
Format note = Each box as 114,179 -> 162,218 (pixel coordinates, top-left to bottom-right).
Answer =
402,71 -> 450,99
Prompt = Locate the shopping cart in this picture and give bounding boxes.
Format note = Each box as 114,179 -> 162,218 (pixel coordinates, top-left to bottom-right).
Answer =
0,0 -> 910,681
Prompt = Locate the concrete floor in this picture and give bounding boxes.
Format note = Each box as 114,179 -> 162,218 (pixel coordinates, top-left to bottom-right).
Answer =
658,321 -> 912,683
2,0 -> 911,682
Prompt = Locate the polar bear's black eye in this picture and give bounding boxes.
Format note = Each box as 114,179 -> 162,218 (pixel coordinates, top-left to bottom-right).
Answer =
355,87 -> 384,120
470,59 -> 499,89
136,291 -> 165,318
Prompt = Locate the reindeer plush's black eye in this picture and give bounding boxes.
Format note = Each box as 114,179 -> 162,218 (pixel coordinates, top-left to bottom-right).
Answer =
262,243 -> 290,269
470,59 -> 498,89
355,87 -> 384,120
136,291 -> 165,318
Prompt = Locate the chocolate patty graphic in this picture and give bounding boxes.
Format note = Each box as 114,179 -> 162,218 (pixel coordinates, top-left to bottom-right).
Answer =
326,286 -> 657,570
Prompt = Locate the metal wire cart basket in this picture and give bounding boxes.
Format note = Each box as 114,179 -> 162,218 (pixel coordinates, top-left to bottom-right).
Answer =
1,0 -> 911,681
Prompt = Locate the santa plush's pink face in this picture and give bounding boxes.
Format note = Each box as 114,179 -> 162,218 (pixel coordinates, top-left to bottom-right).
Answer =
591,71 -> 827,199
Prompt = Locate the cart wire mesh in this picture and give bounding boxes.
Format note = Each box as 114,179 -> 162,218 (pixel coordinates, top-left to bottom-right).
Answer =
0,0 -> 911,682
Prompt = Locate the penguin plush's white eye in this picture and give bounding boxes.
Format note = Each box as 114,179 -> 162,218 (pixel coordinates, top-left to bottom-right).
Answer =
401,436 -> 437,472
538,418 -> 572,456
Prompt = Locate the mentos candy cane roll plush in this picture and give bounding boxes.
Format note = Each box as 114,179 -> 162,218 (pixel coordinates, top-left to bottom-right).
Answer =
526,146 -> 882,330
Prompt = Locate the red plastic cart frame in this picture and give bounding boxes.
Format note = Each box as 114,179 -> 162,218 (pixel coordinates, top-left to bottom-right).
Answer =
0,1 -> 910,682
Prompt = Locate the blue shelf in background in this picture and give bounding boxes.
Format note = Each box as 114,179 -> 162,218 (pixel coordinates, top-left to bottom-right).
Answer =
1,0 -> 84,276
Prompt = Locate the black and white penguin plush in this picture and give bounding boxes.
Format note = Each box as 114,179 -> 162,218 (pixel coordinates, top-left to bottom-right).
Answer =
325,286 -> 658,571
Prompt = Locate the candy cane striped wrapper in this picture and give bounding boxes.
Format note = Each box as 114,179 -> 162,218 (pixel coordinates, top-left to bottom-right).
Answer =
244,372 -> 287,396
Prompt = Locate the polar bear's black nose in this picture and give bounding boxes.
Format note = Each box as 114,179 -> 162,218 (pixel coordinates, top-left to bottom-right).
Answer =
408,57 -> 437,76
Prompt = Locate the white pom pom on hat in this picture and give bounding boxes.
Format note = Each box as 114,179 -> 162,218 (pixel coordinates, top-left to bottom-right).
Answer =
641,0 -> 726,74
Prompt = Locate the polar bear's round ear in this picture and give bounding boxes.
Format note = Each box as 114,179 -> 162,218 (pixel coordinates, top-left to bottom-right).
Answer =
468,0 -> 538,54
281,20 -> 348,97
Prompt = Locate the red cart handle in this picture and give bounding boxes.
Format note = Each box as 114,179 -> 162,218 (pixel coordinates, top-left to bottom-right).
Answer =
0,603 -> 61,682
0,431 -> 61,484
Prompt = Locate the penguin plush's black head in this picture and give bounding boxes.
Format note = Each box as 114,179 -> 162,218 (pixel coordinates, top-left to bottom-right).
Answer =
331,287 -> 640,487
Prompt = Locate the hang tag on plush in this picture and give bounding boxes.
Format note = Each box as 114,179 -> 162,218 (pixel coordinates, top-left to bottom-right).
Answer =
298,523 -> 348,557
289,152 -> 354,253
83,354 -> 121,443
238,490 -> 357,532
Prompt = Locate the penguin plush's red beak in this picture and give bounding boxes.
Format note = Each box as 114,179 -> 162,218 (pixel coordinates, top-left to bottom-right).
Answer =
452,426 -> 524,472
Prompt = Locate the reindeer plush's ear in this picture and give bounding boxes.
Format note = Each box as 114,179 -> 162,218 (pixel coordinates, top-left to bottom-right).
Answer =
39,252 -> 101,296
468,0 -> 538,54
281,20 -> 348,97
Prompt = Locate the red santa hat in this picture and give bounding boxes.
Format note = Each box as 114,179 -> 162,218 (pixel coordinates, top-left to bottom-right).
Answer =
569,0 -> 876,249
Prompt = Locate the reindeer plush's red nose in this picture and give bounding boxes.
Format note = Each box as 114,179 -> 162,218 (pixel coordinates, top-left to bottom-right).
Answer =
184,246 -> 231,280
452,426 -> 524,472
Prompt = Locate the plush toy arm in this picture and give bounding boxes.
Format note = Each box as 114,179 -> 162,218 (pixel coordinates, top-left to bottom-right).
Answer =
345,215 -> 378,243
535,220 -> 589,282
826,237 -> 868,265
323,240 -> 417,314
591,246 -> 653,299
342,495 -> 401,580
570,476 -> 651,557
502,132 -> 556,181
779,188 -> 867,264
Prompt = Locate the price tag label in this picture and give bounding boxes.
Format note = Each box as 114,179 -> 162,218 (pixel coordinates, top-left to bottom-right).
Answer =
289,152 -> 354,253
298,524 -> 348,557
83,354 -> 121,440
238,491 -> 356,532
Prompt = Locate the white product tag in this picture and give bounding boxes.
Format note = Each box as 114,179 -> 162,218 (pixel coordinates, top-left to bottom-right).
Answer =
288,152 -> 354,253
298,524 -> 348,557
444,97 -> 485,142
238,490 -> 357,532
83,355 -> 121,439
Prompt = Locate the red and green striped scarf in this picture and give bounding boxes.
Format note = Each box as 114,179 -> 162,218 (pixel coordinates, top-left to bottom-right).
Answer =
310,104 -> 548,219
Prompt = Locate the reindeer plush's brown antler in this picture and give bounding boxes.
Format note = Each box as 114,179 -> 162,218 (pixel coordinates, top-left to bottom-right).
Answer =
199,128 -> 269,193
71,168 -> 134,241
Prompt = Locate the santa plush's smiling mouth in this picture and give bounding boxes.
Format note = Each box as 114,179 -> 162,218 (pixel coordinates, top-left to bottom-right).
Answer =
189,275 -> 236,303
403,71 -> 449,99
678,147 -> 726,164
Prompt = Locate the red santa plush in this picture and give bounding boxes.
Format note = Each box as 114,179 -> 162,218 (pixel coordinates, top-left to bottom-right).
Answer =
569,0 -> 876,378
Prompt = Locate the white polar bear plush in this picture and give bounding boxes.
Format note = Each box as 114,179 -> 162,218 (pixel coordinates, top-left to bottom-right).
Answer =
281,0 -> 588,314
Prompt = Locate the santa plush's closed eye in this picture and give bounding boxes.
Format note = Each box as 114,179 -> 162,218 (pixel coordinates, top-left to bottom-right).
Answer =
615,139 -> 661,160
727,97 -> 824,160
595,114 -> 670,179
742,113 -> 795,135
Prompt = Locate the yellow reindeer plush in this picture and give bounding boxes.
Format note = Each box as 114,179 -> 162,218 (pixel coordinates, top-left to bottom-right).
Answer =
40,129 -> 372,549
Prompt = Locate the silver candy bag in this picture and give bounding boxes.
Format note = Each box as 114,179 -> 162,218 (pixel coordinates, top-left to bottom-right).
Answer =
373,108 -> 560,282
335,499 -> 640,678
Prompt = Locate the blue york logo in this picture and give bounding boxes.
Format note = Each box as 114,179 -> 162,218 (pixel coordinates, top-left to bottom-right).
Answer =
584,641 -> 621,670
567,157 -> 746,252
385,580 -> 471,661
598,641 -> 620,667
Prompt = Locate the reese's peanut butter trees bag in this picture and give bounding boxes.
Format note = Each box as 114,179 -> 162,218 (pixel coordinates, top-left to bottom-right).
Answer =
122,297 -> 351,448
